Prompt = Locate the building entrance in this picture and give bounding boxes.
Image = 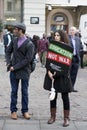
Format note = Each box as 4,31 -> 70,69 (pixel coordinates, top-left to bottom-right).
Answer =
49,12 -> 69,33
51,24 -> 68,32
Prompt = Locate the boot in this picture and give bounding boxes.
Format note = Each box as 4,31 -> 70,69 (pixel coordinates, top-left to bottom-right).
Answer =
63,110 -> 70,127
47,108 -> 56,124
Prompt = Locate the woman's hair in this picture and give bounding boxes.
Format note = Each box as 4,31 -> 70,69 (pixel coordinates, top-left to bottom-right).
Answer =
54,30 -> 70,44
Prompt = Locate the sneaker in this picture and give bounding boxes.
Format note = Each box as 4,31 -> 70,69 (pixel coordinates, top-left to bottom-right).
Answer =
42,65 -> 45,68
23,112 -> 31,120
11,112 -> 17,120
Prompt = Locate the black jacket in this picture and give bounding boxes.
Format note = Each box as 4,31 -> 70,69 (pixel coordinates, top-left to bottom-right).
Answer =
6,37 -> 34,79
43,70 -> 73,93
69,35 -> 83,63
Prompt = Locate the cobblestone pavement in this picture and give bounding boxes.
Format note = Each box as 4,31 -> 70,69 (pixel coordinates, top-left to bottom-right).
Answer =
0,56 -> 87,130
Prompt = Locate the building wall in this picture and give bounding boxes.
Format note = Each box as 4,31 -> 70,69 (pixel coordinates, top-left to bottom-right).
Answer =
24,0 -> 45,38
4,0 -> 22,25
23,0 -> 87,37
46,0 -> 87,6
0,0 -> 4,20
46,8 -> 74,35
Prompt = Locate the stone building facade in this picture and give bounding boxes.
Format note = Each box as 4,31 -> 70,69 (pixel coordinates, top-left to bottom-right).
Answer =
0,0 -> 87,37
24,0 -> 87,37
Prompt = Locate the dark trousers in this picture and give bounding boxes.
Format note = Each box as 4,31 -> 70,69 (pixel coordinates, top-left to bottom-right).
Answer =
4,45 -> 8,59
70,56 -> 79,88
10,72 -> 29,113
50,92 -> 70,110
80,51 -> 84,68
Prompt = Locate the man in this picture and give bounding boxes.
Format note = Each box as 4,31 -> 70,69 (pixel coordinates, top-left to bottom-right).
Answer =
3,29 -> 13,57
6,23 -> 34,119
37,33 -> 49,68
69,26 -> 82,92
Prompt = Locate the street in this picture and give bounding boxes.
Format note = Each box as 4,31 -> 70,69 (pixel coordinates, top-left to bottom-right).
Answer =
0,56 -> 87,130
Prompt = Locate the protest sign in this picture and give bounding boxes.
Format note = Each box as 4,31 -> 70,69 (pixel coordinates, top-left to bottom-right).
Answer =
46,40 -> 73,75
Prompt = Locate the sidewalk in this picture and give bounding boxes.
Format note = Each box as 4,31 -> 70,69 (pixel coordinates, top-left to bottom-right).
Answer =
0,56 -> 87,130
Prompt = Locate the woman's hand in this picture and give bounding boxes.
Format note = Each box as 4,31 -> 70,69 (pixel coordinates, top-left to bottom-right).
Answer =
48,71 -> 56,80
10,66 -> 14,71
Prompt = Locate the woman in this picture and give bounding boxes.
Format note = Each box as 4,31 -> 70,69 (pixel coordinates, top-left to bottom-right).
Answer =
43,30 -> 73,127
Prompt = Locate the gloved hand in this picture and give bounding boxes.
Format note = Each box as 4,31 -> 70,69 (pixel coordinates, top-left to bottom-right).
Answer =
49,87 -> 56,101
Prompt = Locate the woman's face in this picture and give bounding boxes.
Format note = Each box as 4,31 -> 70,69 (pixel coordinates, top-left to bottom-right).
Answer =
54,32 -> 60,42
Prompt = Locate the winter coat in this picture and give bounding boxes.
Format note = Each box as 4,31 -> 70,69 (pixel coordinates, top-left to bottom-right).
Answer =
69,35 -> 83,63
43,69 -> 73,93
6,37 -> 34,79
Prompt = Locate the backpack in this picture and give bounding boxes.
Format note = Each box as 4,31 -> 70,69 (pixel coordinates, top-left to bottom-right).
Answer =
3,33 -> 13,46
26,38 -> 36,73
29,40 -> 36,73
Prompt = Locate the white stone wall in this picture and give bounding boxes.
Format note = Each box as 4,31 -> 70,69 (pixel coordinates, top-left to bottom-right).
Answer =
46,0 -> 87,6
24,0 -> 87,38
24,0 -> 45,38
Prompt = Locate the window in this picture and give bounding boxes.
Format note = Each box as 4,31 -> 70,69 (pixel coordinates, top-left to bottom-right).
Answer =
7,1 -> 12,11
30,17 -> 39,24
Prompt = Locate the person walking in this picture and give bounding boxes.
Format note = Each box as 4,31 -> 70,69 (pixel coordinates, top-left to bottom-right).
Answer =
69,26 -> 83,92
44,30 -> 73,127
5,23 -> 34,120
37,33 -> 49,68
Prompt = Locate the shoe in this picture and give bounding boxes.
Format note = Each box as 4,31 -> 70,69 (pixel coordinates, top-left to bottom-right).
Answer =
41,64 -> 45,68
23,112 -> 31,120
47,108 -> 56,124
63,118 -> 69,127
47,117 -> 55,124
72,89 -> 78,92
11,112 -> 17,120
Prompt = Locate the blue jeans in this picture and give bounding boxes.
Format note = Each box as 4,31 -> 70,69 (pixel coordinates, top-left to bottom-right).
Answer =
10,72 -> 29,113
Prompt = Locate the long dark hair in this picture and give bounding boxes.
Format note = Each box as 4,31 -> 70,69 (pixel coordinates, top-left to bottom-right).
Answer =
54,30 -> 70,44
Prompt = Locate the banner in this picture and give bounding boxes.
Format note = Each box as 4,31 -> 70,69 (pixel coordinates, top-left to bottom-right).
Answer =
46,40 -> 73,75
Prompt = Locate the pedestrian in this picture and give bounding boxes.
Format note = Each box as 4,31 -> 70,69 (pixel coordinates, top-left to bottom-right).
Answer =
37,33 -> 49,68
43,30 -> 73,127
75,30 -> 84,68
32,35 -> 40,60
3,28 -> 13,58
5,23 -> 34,120
47,31 -> 54,42
69,26 -> 83,92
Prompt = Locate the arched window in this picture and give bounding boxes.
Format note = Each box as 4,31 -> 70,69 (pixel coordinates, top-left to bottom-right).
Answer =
51,13 -> 68,32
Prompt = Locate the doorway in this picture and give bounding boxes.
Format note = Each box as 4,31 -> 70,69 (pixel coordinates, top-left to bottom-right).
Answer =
46,8 -> 74,35
51,24 -> 68,32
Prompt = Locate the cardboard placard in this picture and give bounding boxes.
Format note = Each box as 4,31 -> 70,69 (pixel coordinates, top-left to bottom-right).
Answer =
46,40 -> 73,74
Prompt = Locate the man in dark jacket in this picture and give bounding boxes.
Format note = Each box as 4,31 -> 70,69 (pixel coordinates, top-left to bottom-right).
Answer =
6,23 -> 34,120
69,26 -> 83,92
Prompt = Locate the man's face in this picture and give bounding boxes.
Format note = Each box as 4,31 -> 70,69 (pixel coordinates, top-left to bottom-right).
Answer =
70,27 -> 76,36
13,28 -> 22,37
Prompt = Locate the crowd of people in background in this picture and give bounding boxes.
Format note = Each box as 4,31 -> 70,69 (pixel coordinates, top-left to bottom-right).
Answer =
3,25 -> 83,70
